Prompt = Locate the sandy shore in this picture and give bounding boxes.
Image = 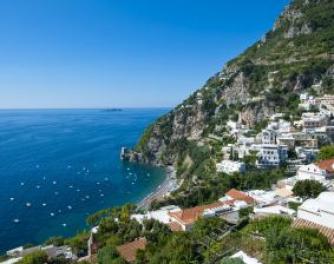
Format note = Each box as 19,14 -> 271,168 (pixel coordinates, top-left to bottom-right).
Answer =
137,166 -> 178,210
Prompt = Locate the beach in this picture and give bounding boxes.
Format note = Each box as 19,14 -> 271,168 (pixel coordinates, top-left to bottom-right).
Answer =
137,166 -> 179,210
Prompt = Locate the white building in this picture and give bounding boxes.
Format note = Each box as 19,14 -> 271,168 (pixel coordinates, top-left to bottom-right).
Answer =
295,146 -> 319,162
277,134 -> 295,149
216,160 -> 246,174
299,93 -> 317,111
227,120 -> 242,135
131,205 -> 181,225
254,205 -> 295,217
261,129 -> 276,144
256,144 -> 288,167
302,112 -> 328,132
247,190 -> 278,207
296,163 -> 327,182
297,192 -> 334,229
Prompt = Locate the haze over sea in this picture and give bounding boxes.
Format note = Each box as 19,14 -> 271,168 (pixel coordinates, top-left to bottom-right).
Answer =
0,108 -> 168,253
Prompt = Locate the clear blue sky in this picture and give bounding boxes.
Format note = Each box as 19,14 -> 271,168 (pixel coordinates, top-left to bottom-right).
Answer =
0,0 -> 289,108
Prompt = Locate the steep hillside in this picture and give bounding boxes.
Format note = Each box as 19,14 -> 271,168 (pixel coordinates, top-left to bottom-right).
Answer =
124,0 -> 334,184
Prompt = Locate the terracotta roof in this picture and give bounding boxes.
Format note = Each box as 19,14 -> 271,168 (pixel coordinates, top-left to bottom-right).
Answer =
293,218 -> 334,245
226,188 -> 255,204
168,202 -> 223,225
316,159 -> 334,173
168,221 -> 183,232
116,238 -> 147,263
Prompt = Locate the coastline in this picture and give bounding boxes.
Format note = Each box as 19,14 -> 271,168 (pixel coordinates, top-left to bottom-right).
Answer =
137,166 -> 178,210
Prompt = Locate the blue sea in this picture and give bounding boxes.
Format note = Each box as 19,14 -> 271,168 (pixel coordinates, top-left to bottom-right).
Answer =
0,108 -> 169,253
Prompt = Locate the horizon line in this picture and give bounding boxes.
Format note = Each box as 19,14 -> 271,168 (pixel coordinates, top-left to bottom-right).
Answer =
0,106 -> 173,110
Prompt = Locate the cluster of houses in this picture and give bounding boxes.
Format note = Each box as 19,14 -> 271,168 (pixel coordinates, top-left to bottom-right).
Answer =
217,94 -> 334,175
83,173 -> 334,263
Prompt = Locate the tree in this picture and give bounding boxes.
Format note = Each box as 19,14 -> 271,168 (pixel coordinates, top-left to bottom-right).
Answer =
317,145 -> 334,160
266,227 -> 333,263
239,206 -> 253,219
292,180 -> 326,199
97,245 -> 125,264
18,251 -> 48,264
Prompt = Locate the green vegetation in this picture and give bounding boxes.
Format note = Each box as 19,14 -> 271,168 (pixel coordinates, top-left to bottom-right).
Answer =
97,246 -> 125,264
207,216 -> 334,264
17,251 -> 48,264
292,179 -> 326,199
135,217 -> 229,264
288,201 -> 302,211
317,145 -> 334,160
221,258 -> 245,264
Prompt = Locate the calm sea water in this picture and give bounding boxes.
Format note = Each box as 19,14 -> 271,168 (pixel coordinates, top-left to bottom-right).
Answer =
0,108 -> 169,253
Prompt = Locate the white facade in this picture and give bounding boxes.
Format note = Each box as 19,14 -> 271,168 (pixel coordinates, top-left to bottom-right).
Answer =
256,144 -> 288,167
302,112 -> 328,132
248,190 -> 278,206
297,192 -> 334,229
216,160 -> 246,174
131,205 -> 181,224
261,129 -> 276,144
254,205 -> 295,217
277,134 -> 295,149
296,164 -> 327,182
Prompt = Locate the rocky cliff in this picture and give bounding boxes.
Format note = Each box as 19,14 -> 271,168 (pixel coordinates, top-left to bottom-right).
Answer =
124,0 -> 334,170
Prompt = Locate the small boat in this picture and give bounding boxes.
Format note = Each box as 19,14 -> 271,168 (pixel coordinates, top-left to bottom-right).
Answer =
13,219 -> 20,223
50,212 -> 55,216
26,202 -> 31,207
10,197 -> 14,201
